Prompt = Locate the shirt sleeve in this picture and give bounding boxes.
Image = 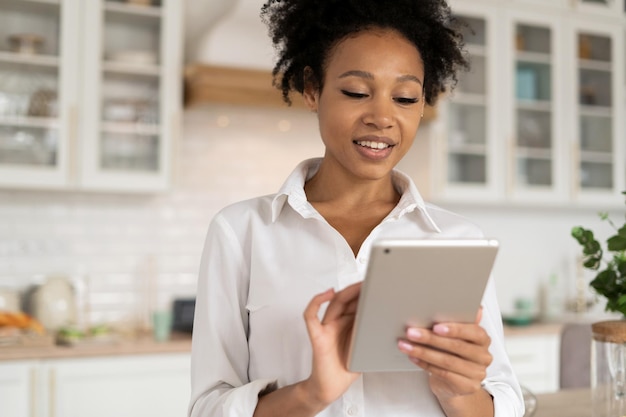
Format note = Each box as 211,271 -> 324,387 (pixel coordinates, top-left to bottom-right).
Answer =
479,277 -> 526,417
188,214 -> 276,417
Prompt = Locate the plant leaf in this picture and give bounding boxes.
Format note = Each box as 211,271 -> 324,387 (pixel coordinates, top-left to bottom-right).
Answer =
608,236 -> 626,251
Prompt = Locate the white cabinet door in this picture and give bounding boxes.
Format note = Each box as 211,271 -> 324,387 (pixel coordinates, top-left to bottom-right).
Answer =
79,0 -> 182,192
49,353 -> 190,417
503,9 -> 568,204
0,0 -> 182,193
0,360 -> 39,417
436,1 -> 503,203
568,17 -> 625,207
0,0 -> 79,190
505,333 -> 560,393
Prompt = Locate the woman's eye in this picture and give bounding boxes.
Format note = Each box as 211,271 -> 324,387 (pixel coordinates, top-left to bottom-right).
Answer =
341,90 -> 368,99
395,97 -> 420,105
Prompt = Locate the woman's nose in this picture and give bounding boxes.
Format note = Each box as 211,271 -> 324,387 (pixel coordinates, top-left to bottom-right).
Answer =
362,98 -> 395,130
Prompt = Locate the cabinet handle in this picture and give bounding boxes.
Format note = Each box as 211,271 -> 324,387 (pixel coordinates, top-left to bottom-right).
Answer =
506,137 -> 515,196
67,106 -> 78,187
49,368 -> 56,417
571,142 -> 580,199
30,367 -> 37,417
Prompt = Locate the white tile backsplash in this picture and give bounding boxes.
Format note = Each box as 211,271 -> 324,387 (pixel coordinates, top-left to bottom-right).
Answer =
0,102 -> 620,328
0,103 -> 324,328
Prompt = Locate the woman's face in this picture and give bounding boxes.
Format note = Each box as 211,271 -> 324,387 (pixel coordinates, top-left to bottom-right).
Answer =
304,28 -> 425,182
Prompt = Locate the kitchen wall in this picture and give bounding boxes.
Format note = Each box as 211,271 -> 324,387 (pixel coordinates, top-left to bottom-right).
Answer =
0,101 -> 621,328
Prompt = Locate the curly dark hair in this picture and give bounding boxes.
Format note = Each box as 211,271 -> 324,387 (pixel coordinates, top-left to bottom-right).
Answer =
261,0 -> 469,106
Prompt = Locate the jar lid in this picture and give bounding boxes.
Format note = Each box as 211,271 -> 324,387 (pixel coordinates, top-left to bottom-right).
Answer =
592,320 -> 626,343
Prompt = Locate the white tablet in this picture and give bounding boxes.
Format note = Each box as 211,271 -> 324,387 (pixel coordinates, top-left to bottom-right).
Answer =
347,238 -> 499,372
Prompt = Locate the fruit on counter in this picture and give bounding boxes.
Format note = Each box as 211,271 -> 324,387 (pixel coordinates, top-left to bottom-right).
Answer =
0,310 -> 44,334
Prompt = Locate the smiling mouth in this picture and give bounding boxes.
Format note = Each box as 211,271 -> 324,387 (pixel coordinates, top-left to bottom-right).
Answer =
354,140 -> 394,150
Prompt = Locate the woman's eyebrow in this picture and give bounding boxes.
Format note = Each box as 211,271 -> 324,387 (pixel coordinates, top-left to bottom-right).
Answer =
338,70 -> 422,86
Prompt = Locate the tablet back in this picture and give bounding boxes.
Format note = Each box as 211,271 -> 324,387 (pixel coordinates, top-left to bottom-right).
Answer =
347,238 -> 499,372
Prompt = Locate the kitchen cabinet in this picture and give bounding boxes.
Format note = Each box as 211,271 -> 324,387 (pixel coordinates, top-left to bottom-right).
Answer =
0,0 -> 182,192
432,0 -> 625,207
504,331 -> 560,393
0,360 -> 38,417
0,353 -> 190,417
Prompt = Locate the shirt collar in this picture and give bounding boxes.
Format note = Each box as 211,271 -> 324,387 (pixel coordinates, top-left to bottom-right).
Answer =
270,158 -> 441,233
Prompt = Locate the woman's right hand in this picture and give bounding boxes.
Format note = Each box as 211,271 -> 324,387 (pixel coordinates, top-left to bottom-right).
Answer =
301,282 -> 362,408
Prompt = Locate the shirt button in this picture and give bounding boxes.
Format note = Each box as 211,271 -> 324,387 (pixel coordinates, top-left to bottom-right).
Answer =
347,406 -> 357,415
358,257 -> 367,264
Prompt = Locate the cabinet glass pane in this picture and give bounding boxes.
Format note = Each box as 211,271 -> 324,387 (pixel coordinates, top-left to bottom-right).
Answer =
514,24 -> 553,189
517,158 -> 552,186
448,154 -> 486,183
0,0 -> 62,169
447,14 -> 488,188
101,133 -> 158,172
0,125 -> 58,167
577,32 -> 613,190
100,1 -> 163,174
581,162 -> 613,188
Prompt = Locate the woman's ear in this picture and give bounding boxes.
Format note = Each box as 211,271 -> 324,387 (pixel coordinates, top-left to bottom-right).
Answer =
302,66 -> 319,113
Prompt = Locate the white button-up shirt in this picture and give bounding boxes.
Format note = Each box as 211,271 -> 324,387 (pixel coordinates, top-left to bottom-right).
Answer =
189,158 -> 524,417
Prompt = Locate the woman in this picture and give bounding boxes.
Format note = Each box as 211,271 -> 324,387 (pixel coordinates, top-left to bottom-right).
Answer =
189,0 -> 524,416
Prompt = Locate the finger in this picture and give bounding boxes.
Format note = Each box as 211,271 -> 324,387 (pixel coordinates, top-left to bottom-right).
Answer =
475,306 -> 483,323
431,322 -> 491,347
322,282 -> 361,323
411,358 -> 484,395
399,339 -> 488,381
303,288 -> 335,329
404,326 -> 492,366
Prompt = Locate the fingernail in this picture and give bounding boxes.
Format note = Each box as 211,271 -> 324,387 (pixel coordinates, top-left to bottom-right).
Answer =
433,324 -> 449,335
407,328 -> 422,340
398,340 -> 413,352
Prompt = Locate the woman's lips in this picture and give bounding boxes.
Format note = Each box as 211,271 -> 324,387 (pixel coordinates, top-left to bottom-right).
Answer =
353,137 -> 395,160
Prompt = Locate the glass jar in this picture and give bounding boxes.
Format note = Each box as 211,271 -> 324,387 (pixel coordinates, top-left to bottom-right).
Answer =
592,320 -> 626,417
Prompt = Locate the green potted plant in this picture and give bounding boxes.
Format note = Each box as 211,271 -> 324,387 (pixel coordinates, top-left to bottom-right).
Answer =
571,191 -> 626,315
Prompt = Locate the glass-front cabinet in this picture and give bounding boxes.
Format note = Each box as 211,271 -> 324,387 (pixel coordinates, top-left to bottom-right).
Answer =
0,0 -> 181,192
505,12 -> 567,203
438,2 -> 500,202
433,0 -> 625,207
0,0 -> 76,188
571,20 -> 625,204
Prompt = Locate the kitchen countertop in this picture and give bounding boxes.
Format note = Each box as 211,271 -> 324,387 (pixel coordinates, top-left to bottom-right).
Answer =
0,331 -> 192,361
534,388 -> 591,417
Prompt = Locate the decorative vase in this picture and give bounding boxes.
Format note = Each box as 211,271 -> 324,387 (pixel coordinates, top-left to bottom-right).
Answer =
592,320 -> 626,417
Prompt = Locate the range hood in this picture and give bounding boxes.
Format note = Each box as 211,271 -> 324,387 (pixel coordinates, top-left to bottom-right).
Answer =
184,0 -> 437,119
184,0 -> 304,108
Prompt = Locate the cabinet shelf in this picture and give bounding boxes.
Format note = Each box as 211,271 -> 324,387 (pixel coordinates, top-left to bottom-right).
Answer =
448,143 -> 487,156
101,121 -> 159,136
578,59 -> 612,72
516,99 -> 552,112
579,105 -> 612,117
516,51 -> 551,65
103,1 -> 162,18
579,150 -> 613,164
515,147 -> 552,160
0,116 -> 59,129
449,93 -> 487,106
0,51 -> 59,68
102,61 -> 160,77
466,44 -> 487,57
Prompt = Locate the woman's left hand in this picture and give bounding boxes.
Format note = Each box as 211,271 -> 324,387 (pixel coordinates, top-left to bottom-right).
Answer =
397,309 -> 492,402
